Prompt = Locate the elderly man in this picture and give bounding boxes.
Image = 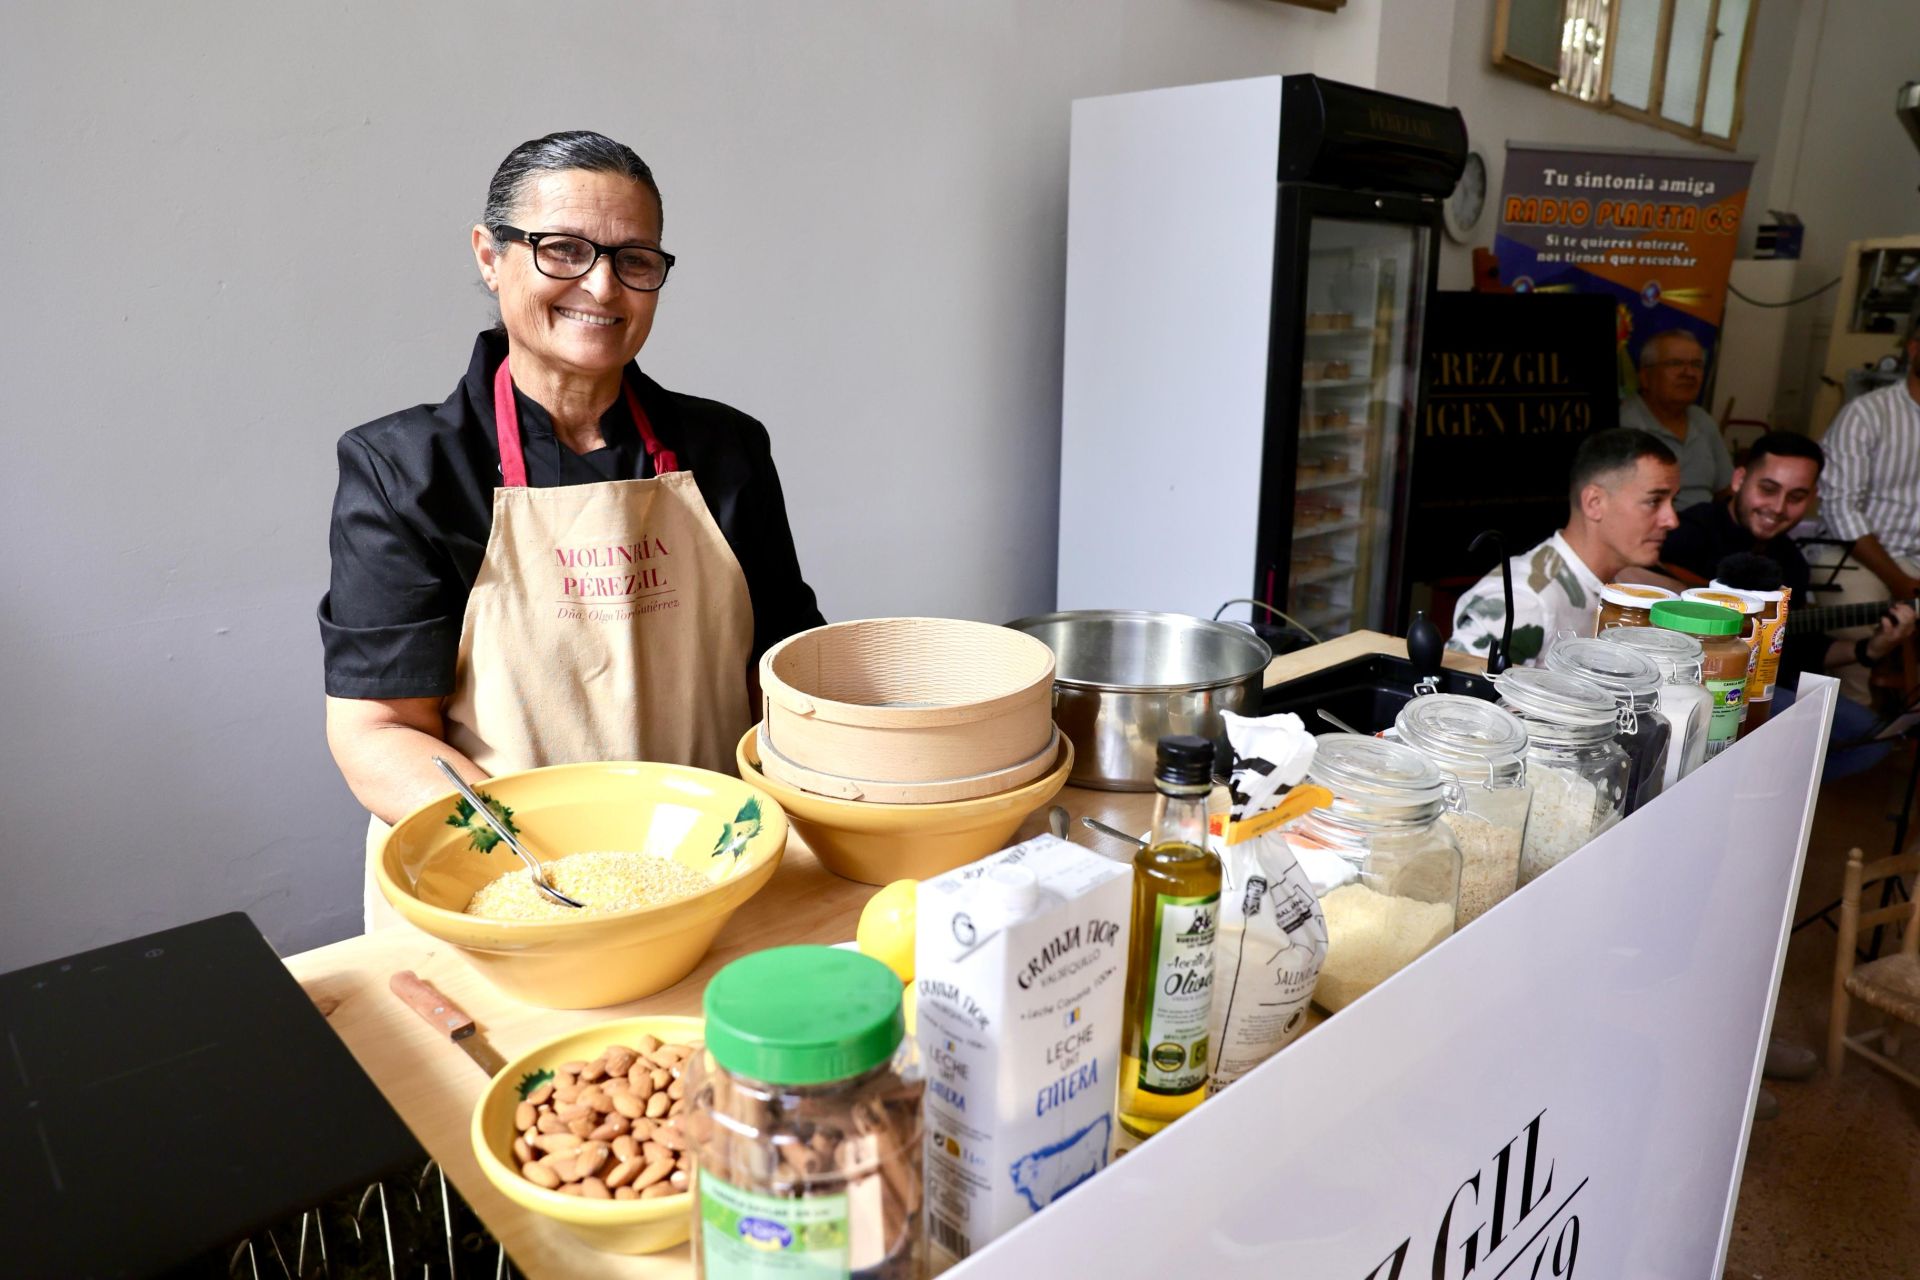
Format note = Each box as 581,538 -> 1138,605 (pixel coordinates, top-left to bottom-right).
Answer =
1450,428 -> 1681,666
1619,329 -> 1734,513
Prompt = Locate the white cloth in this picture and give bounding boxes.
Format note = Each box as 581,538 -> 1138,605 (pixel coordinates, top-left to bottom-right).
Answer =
1447,531 -> 1605,667
1820,381 -> 1920,558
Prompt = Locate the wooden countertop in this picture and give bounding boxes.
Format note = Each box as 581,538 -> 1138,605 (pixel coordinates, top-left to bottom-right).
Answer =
285,631 -> 1463,1276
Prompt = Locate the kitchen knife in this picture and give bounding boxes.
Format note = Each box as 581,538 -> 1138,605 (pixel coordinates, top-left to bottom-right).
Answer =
389,970 -> 507,1079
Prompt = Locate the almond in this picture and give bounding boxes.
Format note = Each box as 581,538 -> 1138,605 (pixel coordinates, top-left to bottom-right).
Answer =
633,1157 -> 674,1190
606,1156 -> 645,1189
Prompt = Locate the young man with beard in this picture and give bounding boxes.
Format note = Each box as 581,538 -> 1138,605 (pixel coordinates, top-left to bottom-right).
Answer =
1659,433 -> 1915,699
1659,432 -> 1915,777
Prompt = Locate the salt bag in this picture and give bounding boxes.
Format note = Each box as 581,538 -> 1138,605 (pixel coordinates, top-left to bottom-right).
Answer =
1205,712 -> 1329,1094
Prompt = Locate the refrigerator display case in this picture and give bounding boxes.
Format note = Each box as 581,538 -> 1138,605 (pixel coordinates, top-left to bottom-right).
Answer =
1058,75 -> 1463,641
1273,201 -> 1429,640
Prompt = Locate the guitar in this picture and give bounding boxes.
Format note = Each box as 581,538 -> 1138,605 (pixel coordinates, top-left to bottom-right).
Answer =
1785,592 -> 1919,714
1785,595 -> 1920,635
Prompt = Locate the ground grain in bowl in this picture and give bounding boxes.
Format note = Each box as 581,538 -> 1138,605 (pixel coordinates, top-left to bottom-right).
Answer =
466,850 -> 713,919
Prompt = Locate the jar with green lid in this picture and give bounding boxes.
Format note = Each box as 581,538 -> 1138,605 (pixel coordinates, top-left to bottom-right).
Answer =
1651,599 -> 1750,761
687,946 -> 925,1280
1392,694 -> 1532,926
1494,667 -> 1630,884
1543,638 -> 1670,815
1283,734 -> 1460,1012
1598,625 -> 1712,787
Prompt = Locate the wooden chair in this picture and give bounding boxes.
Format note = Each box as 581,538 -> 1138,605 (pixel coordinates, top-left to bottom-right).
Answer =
1828,846 -> 1920,1086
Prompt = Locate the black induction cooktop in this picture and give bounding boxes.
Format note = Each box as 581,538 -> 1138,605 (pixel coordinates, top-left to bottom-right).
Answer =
0,913 -> 423,1278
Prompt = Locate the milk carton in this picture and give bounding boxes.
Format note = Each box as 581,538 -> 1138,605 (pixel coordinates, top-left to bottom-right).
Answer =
915,835 -> 1131,1264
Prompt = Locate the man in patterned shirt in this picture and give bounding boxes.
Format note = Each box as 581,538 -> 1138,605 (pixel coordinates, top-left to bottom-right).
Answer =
1820,316 -> 1920,607
1449,429 -> 1681,666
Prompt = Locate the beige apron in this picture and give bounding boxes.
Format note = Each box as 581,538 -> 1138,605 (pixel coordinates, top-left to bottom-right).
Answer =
363,358 -> 754,928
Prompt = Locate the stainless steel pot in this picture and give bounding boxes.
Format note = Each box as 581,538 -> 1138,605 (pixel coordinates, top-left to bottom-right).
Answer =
1004,610 -> 1272,791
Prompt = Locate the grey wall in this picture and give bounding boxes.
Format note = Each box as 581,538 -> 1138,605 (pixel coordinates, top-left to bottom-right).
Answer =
0,0 -> 1371,969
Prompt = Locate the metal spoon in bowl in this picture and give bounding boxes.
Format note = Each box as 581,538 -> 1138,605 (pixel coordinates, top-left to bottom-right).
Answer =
431,757 -> 584,910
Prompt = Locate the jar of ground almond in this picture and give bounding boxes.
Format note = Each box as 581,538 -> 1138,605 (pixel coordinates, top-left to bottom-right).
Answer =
1594,583 -> 1678,635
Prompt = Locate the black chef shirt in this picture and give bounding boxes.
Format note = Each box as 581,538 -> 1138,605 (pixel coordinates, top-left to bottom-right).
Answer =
320,331 -> 824,699
1659,497 -> 1822,686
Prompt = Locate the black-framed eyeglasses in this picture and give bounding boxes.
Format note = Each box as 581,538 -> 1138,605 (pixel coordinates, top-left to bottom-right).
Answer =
491,225 -> 675,292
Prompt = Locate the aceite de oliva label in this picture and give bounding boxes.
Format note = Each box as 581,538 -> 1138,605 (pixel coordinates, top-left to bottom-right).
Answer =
1136,891 -> 1218,1094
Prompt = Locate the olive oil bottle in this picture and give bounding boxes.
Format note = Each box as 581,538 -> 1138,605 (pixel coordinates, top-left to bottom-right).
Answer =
1119,734 -> 1222,1138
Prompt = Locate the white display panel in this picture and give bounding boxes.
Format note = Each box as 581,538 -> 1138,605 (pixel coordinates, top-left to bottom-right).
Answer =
1057,77 -> 1281,617
953,677 -> 1837,1278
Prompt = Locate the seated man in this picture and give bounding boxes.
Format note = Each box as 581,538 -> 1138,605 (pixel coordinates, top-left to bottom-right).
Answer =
1819,314 -> 1920,631
1450,428 -> 1680,666
1619,329 -> 1734,513
1659,431 -> 1915,775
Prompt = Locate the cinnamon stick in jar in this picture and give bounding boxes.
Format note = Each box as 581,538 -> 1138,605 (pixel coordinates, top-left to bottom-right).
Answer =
689,946 -> 928,1278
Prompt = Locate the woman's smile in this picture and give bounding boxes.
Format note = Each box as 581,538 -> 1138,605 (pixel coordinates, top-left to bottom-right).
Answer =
554,305 -> 622,329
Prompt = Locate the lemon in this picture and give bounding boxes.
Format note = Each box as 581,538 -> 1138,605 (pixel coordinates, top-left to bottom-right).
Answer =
857,878 -> 917,983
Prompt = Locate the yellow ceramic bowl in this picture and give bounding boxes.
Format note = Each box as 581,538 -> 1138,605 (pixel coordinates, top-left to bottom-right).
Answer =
736,726 -> 1071,885
473,1015 -> 702,1255
375,762 -> 786,1009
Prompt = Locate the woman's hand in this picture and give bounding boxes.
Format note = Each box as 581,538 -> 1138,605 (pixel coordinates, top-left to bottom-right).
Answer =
324,696 -> 487,825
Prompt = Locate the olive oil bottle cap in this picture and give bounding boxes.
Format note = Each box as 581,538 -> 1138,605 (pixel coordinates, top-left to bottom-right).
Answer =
1155,734 -> 1214,787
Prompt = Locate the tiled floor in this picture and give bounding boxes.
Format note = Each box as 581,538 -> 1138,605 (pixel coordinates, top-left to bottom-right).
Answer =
1724,746 -> 1920,1278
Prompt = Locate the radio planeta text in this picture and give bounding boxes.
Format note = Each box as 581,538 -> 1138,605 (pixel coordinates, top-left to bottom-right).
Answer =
1363,1109 -> 1561,1280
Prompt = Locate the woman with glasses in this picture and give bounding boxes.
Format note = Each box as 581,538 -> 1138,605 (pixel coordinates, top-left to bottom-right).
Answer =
319,131 -> 822,924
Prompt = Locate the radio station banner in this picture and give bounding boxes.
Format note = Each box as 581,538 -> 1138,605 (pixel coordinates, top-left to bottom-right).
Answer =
1491,144 -> 1754,391
1409,292 -> 1619,590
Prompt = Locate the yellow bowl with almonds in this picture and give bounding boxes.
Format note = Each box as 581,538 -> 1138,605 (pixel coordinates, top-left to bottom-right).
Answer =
473,1015 -> 703,1255
374,761 -> 786,1009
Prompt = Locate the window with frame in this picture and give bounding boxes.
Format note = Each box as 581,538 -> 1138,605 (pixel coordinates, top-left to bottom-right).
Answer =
1494,0 -> 1759,146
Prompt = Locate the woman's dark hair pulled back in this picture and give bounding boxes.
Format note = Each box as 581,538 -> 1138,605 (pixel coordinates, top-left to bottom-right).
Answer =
483,131 -> 662,246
